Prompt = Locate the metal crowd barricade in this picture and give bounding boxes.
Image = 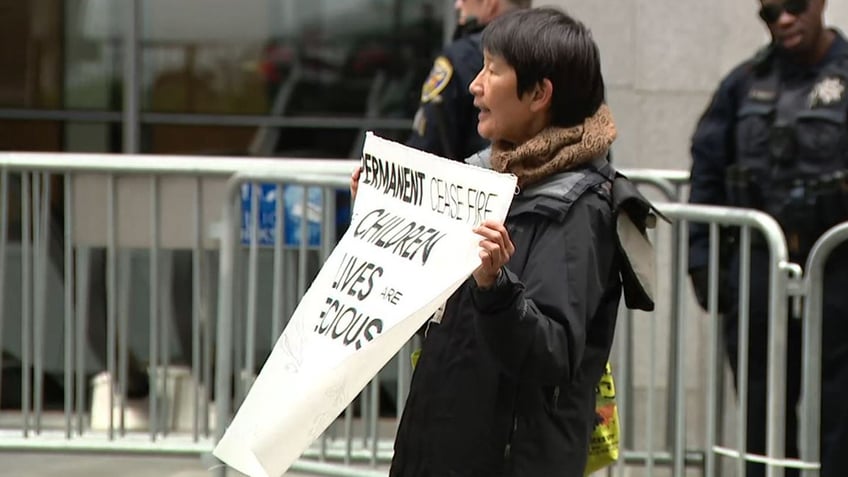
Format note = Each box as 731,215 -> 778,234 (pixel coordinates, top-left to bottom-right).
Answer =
0,153 -> 353,463
4,153 -> 828,477
647,203 -> 800,477
211,168 -> 700,477
215,170 -> 406,477
601,170 -> 803,477
799,222 -> 848,477
613,169 -> 693,476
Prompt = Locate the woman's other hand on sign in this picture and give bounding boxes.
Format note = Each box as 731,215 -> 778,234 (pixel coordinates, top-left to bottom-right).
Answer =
350,166 -> 362,201
472,220 -> 514,289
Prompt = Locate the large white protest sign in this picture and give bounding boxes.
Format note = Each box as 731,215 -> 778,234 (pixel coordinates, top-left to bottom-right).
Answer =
213,132 -> 517,477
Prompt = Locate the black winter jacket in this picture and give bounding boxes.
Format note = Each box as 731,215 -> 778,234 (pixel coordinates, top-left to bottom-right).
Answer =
390,165 -> 623,477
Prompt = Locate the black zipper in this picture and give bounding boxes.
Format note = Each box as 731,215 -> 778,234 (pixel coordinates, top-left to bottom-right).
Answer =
503,388 -> 520,473
504,416 -> 518,459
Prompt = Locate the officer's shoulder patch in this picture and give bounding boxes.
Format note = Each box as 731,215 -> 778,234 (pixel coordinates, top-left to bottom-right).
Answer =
421,56 -> 453,103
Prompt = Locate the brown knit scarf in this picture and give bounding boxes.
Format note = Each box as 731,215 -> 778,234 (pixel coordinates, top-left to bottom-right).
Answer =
489,103 -> 617,189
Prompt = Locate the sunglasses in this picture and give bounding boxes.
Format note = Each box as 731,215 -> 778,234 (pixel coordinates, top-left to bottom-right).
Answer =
758,0 -> 809,24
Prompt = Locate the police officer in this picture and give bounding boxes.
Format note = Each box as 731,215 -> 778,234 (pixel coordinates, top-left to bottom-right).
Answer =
689,1 -> 848,476
406,0 -> 530,161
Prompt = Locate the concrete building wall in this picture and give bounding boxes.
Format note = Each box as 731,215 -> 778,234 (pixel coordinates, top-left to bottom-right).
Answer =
536,0 -> 848,470
542,0 -> 848,170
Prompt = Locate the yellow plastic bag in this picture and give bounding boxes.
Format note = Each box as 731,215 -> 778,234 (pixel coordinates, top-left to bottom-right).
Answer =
584,362 -> 620,476
411,349 -> 422,369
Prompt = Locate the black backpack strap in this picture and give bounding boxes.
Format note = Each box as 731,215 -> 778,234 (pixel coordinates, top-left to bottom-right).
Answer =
605,167 -> 668,312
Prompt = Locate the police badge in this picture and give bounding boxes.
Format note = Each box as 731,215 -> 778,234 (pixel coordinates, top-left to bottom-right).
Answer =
421,56 -> 454,103
809,76 -> 846,107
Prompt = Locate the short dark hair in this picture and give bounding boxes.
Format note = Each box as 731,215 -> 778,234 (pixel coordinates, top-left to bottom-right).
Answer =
482,7 -> 605,128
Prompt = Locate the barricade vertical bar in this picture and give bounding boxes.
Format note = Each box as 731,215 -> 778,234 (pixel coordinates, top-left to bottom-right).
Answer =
361,386 -> 369,449
667,218 -> 683,456
31,174 -> 41,431
318,185 -> 330,462
706,223 -> 721,477
118,250 -> 131,435
737,226 -> 752,477
160,250 -> 172,437
320,427 -> 328,463
106,174 -> 118,439
647,225 -> 661,474
715,317 -> 726,477
673,219 -> 689,477
766,258 -> 788,476
621,306 -> 634,448
38,174 -> 52,430
149,175 -> 161,441
344,405 -> 354,465
284,253 -> 297,325
646,306 -> 656,476
298,186 -> 308,299
318,189 -> 329,462
215,180 -> 241,466
30,175 -> 40,431
279,190 -> 291,328
0,170 -> 7,409
321,187 -> 336,260
203,247 -> 213,438
76,246 -> 90,435
34,173 -> 50,433
801,224 -> 848,477
369,376 -> 380,467
272,184 -> 285,340
64,174 -> 74,438
614,304 -> 628,477
21,172 -> 32,436
233,246 -> 246,406
192,177 -> 203,441
246,183 -> 260,389
319,186 -> 334,463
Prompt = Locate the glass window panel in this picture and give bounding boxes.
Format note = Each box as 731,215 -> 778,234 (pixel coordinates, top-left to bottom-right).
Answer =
140,0 -> 444,118
0,119 -> 62,151
270,127 -> 361,158
65,122 -> 117,152
64,0 -> 125,110
0,0 -> 63,109
143,124 -> 256,155
0,0 -> 124,111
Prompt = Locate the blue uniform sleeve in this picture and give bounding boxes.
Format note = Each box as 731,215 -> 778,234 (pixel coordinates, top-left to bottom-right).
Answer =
406,38 -> 485,160
688,64 -> 749,270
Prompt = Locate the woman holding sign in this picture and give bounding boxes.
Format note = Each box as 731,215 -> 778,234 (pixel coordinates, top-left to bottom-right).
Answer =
353,7 -> 651,477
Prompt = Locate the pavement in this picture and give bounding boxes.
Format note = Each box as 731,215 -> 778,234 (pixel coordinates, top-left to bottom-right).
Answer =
1,453 -> 236,477
0,410 -> 393,477
0,453 -> 390,477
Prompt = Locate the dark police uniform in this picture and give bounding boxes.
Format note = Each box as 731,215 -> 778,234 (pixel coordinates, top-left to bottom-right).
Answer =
689,30 -> 848,477
406,24 -> 490,161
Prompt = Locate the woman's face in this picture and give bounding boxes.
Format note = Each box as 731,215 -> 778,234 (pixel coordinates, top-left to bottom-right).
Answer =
469,50 -> 541,145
